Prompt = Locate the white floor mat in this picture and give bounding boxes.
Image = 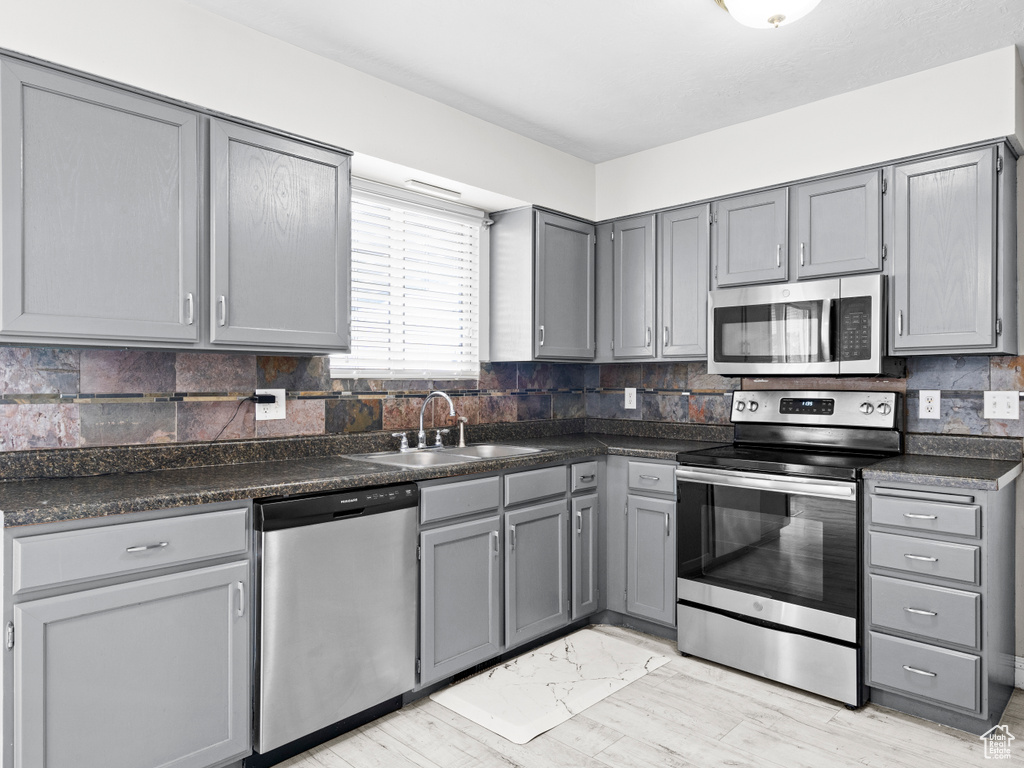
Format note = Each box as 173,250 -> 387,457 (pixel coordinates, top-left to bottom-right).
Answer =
429,627 -> 672,744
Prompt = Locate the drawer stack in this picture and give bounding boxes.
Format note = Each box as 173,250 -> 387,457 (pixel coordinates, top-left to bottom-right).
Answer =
864,479 -> 1015,734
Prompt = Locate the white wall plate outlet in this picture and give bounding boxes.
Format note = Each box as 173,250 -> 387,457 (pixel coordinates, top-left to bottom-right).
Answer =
624,387 -> 637,410
919,390 -> 941,420
255,389 -> 286,421
984,390 -> 1020,420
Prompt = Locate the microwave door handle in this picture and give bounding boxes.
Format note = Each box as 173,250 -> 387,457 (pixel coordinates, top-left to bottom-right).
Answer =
821,298 -> 835,363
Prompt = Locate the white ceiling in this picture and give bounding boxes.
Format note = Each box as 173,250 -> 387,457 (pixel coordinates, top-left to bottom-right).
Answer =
183,0 -> 1024,164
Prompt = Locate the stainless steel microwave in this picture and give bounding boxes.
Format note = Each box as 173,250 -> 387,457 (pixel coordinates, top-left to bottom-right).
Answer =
707,274 -> 884,376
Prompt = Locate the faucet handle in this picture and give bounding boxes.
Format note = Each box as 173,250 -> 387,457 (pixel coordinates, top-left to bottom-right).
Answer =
391,432 -> 410,451
457,416 -> 469,424
434,428 -> 450,447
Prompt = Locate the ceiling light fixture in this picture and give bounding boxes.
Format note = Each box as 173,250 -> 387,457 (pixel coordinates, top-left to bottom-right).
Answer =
404,179 -> 462,200
713,0 -> 821,29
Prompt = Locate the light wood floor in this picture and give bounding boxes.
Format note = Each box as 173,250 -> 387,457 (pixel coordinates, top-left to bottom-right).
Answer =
277,625 -> 1024,767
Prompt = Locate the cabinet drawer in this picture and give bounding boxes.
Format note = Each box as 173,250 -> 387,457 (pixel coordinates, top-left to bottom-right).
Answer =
13,508 -> 248,594
869,532 -> 979,584
868,631 -> 980,712
570,462 -> 598,493
869,575 -> 980,648
627,461 -> 675,495
420,476 -> 500,524
505,466 -> 566,506
870,494 -> 980,538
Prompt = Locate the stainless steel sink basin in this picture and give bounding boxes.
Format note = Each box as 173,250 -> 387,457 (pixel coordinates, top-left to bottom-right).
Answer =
353,451 -> 481,468
446,444 -> 542,458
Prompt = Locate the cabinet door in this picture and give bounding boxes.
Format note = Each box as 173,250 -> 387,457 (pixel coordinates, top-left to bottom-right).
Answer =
795,170 -> 882,279
571,493 -> 600,619
0,58 -> 199,344
209,118 -> 351,351
658,204 -> 709,358
612,214 -> 656,358
14,561 -> 250,768
506,500 -> 570,647
626,494 -> 676,626
535,211 -> 595,359
891,147 -> 997,352
419,516 -> 502,685
713,188 -> 788,286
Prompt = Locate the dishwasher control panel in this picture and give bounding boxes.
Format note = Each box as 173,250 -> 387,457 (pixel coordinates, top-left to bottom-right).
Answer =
257,483 -> 419,531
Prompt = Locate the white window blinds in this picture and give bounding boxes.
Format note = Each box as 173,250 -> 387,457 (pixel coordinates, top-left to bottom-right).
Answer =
330,180 -> 484,379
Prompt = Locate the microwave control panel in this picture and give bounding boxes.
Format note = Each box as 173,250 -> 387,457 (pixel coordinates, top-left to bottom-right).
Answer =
838,296 -> 873,361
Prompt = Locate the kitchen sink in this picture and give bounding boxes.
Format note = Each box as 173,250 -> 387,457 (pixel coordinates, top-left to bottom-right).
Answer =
353,451 -> 481,468
446,444 -> 543,458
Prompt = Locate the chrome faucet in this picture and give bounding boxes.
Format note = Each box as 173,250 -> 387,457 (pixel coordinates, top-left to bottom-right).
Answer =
419,391 -> 455,449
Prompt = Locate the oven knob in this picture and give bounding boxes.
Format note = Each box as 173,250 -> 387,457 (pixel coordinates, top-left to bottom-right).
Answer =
735,401 -> 746,412
859,402 -> 874,415
748,401 -> 758,412
878,402 -> 892,416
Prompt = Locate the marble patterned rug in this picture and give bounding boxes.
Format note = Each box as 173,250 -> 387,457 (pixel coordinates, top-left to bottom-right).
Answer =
429,627 -> 672,744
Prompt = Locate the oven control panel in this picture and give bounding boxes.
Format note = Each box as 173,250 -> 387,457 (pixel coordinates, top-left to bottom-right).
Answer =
731,390 -> 898,428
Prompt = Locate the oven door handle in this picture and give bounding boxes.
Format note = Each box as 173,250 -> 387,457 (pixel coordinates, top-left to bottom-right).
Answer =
675,467 -> 857,501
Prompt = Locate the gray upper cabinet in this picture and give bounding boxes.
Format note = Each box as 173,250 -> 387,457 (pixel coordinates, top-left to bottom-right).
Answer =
713,188 -> 788,287
611,214 -> 656,358
490,207 -> 595,361
14,561 -> 250,768
626,493 -> 676,626
658,204 -> 709,358
891,146 -> 1016,355
0,57 -> 200,345
793,170 -> 882,279
209,118 -> 351,352
505,499 -> 570,647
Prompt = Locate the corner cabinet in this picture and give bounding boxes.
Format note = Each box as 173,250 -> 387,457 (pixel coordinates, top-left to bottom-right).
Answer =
209,119 -> 351,351
490,207 -> 595,361
890,146 -> 1017,355
712,188 -> 788,287
0,57 -> 200,345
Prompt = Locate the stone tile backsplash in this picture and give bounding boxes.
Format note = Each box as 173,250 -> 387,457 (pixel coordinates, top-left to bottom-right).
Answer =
0,348 -> 1020,453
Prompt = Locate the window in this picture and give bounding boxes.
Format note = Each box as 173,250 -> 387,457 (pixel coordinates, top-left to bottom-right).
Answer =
330,179 -> 486,379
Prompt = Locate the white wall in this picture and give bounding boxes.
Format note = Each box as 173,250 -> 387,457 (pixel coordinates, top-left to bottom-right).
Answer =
0,0 -> 595,218
596,47 -> 1024,221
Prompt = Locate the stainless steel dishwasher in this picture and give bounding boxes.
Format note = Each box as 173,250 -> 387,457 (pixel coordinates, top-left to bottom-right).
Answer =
253,483 -> 419,759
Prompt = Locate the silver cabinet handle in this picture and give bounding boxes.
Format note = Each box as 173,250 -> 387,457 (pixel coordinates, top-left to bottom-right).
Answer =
218,295 -> 227,326
665,512 -> 671,537
492,530 -> 498,554
904,554 -> 938,562
645,327 -> 651,347
236,581 -> 245,617
663,326 -> 669,347
904,607 -> 938,616
576,511 -> 583,534
800,242 -> 805,267
776,244 -> 782,268
639,474 -> 660,481
539,325 -> 545,346
510,526 -> 516,551
185,292 -> 194,325
903,665 -> 936,677
578,474 -> 596,483
904,513 -> 937,520
126,542 -> 169,553
897,310 -> 903,336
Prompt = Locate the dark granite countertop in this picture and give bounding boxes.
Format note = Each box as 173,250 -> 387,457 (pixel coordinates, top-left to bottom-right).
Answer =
863,454 -> 1023,491
0,434 -> 718,528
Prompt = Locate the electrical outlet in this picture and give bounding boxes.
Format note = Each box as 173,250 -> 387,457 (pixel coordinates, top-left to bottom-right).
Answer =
255,389 -> 286,421
624,388 -> 637,410
984,390 -> 1020,420
919,390 -> 941,420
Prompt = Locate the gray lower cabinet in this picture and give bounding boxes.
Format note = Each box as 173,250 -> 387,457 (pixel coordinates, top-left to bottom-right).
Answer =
571,492 -> 600,619
793,169 -> 882,278
712,187 -> 788,287
419,515 -> 502,686
890,145 -> 1017,355
490,207 -> 595,361
625,493 -> 677,625
864,477 -> 1016,734
209,118 -> 351,351
505,500 -> 570,647
0,56 -> 200,345
611,214 -> 656,358
657,204 -> 709,358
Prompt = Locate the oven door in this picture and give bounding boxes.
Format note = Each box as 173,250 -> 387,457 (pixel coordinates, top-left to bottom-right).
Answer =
675,466 -> 859,643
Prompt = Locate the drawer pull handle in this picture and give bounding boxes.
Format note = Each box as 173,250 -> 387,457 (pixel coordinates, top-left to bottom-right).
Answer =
902,665 -> 937,677
904,607 -> 938,616
578,474 -> 596,483
639,474 -> 660,481
904,554 -> 938,562
903,513 -> 938,520
126,542 -> 169,553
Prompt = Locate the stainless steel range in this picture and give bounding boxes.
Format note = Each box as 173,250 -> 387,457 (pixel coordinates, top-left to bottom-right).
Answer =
675,390 -> 901,706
